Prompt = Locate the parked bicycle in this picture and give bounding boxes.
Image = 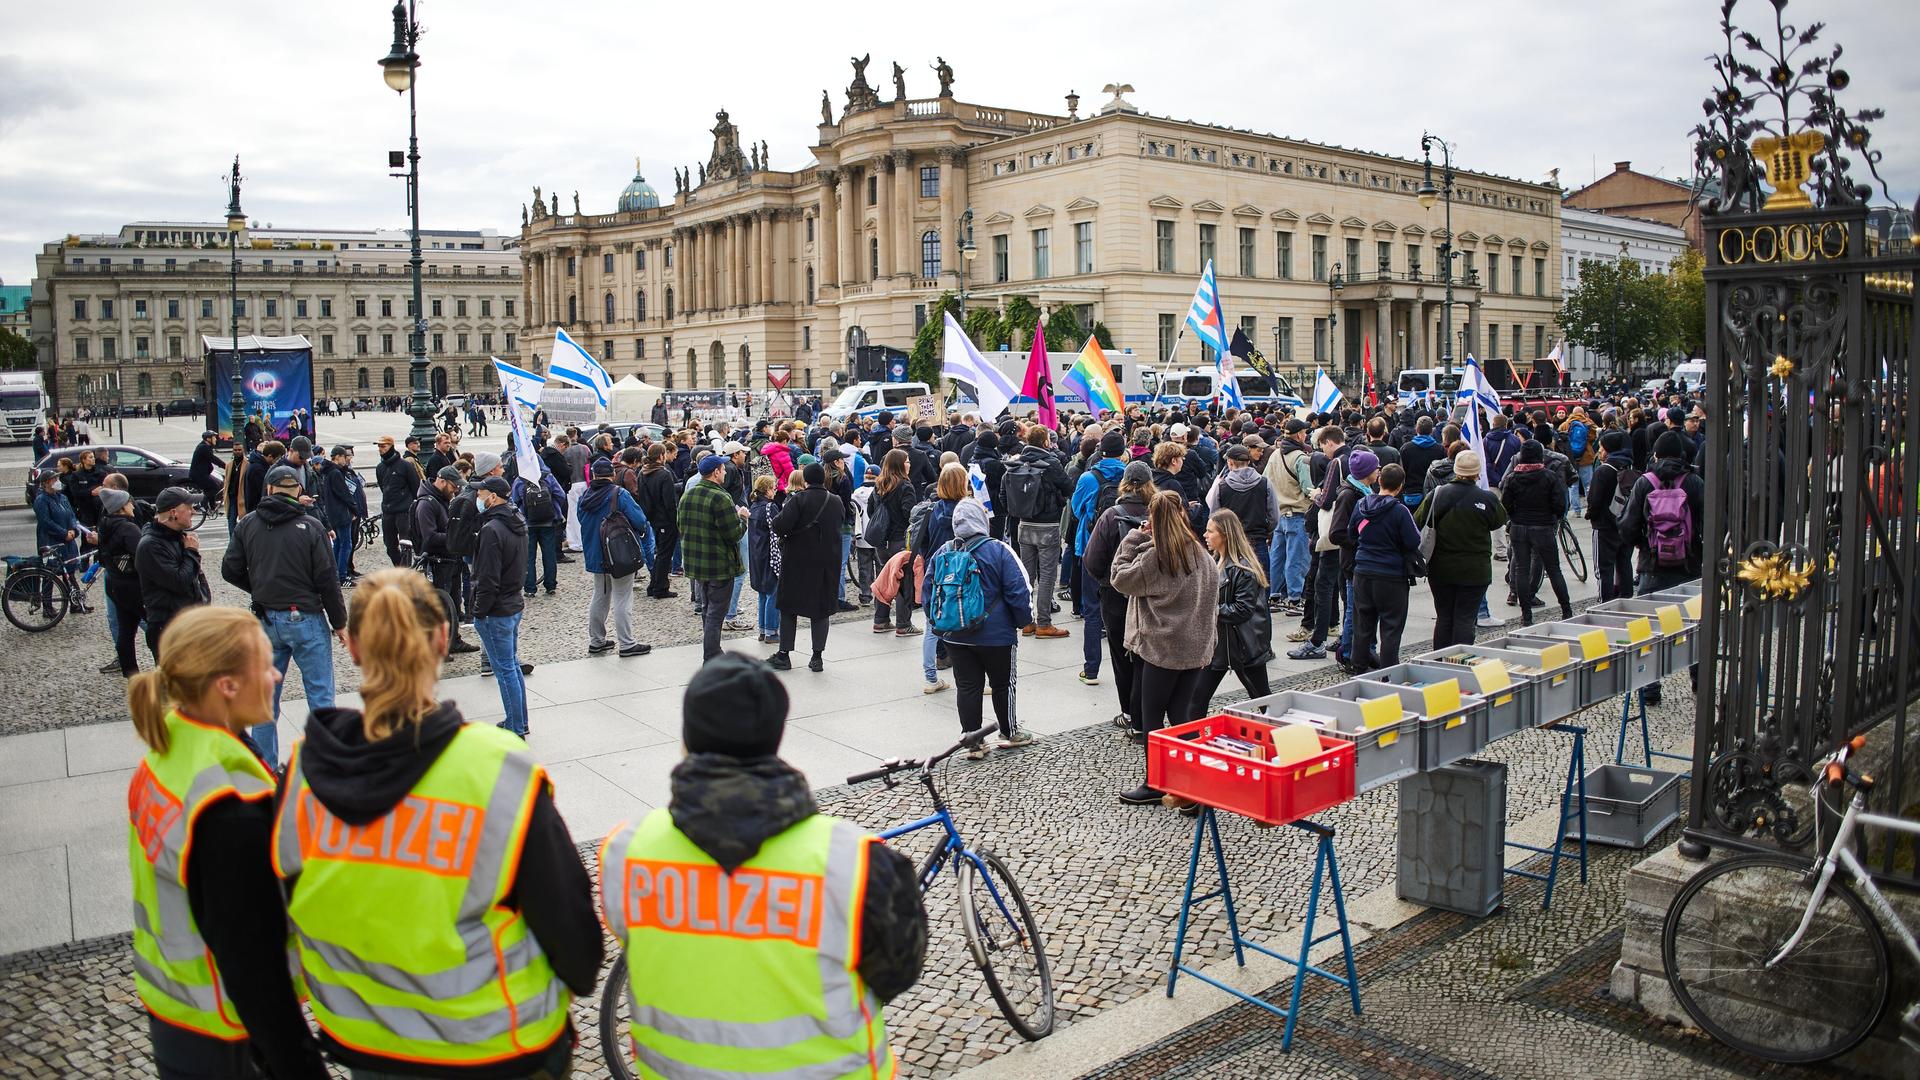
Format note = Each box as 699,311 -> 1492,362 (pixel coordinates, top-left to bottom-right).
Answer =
3,547 -> 98,632
597,730 -> 1055,1079
1557,515 -> 1589,584
1663,734 -> 1920,1063
351,516 -> 380,553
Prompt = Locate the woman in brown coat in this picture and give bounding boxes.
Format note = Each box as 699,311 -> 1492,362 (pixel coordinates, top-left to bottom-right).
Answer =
1110,489 -> 1219,805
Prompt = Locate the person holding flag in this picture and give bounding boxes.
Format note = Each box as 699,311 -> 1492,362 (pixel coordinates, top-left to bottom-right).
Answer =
1058,337 -> 1125,418
942,312 -> 1019,421
1019,323 -> 1058,430
1183,260 -> 1239,408
545,326 -> 614,408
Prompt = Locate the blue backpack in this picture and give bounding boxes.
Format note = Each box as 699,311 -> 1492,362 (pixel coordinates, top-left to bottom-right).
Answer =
926,536 -> 991,635
1567,421 -> 1589,457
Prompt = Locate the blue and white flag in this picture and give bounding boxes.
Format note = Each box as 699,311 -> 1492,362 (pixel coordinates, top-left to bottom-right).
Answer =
1463,353 -> 1502,414
1312,368 -> 1343,414
967,462 -> 994,513
942,312 -> 1019,420
492,357 -> 546,483
1456,361 -> 1492,490
546,326 -> 613,408
1184,259 -> 1230,357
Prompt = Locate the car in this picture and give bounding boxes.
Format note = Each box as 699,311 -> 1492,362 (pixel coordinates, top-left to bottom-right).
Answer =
586,421 -> 668,447
25,444 -> 218,506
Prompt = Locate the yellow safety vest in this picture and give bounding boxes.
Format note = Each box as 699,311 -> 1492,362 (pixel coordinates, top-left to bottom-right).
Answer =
127,710 -> 278,1040
271,723 -> 567,1067
599,808 -> 896,1079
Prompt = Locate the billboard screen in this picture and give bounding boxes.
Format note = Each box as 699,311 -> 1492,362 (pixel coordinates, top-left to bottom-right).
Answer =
206,345 -> 314,439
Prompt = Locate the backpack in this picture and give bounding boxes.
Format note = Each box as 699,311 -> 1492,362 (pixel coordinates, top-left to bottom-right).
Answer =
1093,468 -> 1122,518
598,504 -> 646,578
521,481 -> 556,526
1002,459 -> 1049,522
1645,474 -> 1693,568
1606,462 -> 1641,522
1567,421 -> 1590,458
926,537 -> 991,635
445,488 -> 482,557
861,492 -> 893,547
905,497 -> 934,553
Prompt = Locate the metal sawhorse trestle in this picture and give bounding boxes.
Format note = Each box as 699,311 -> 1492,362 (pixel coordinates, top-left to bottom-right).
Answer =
1614,690 -> 1692,776
1504,723 -> 1590,910
1165,807 -> 1362,1051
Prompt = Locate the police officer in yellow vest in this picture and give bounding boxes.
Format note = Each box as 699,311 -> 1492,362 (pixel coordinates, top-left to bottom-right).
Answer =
272,569 -> 601,1079
600,654 -> 929,1079
126,605 -> 328,1079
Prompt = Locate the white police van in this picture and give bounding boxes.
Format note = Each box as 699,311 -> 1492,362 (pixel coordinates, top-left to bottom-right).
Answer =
1148,368 -> 1304,408
1396,368 -> 1464,409
821,381 -> 932,423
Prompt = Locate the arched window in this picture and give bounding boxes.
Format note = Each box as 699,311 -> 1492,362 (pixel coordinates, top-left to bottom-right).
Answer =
686,349 -> 697,389
168,372 -> 184,393
665,287 -> 675,319
322,368 -> 335,392
75,375 -> 91,396
921,230 -> 940,279
806,267 -> 815,303
604,292 -> 615,323
458,365 -> 469,390
739,342 -> 751,387
383,366 -> 396,389
636,289 -> 647,321
567,295 -> 577,324
357,367 -> 370,390
710,341 -> 726,387
137,372 -> 153,398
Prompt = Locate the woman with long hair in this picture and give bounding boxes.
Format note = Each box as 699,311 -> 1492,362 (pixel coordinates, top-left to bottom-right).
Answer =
1191,509 -> 1275,715
1110,489 -> 1219,805
272,569 -> 602,1078
869,447 -> 917,635
912,463 -> 972,693
126,606 -> 327,1080
770,463 -> 845,671
1081,460 -> 1155,732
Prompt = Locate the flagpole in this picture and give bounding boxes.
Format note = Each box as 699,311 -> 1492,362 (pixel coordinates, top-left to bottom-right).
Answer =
1154,326 -> 1186,403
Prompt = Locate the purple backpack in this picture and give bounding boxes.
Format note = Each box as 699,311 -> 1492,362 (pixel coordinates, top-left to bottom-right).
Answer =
1645,474 -> 1692,568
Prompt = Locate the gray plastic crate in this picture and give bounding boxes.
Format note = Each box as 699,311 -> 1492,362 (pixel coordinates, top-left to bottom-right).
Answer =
1402,651 -> 1531,740
1350,664 -> 1490,771
1232,688 -> 1419,794
1591,598 -> 1700,671
1398,759 -> 1506,916
1506,615 -> 1656,704
1583,764 -> 1682,848
1448,637 -> 1583,726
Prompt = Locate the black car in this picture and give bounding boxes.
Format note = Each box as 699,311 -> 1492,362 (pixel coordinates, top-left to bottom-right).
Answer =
25,444 -> 217,505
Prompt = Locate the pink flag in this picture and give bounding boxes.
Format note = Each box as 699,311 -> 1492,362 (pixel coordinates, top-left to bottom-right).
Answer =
1021,324 -> 1057,429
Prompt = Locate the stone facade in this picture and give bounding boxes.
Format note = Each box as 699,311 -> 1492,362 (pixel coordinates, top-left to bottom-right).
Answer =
520,70 -> 1563,393
1559,208 -> 1689,379
1562,160 -> 1703,250
27,223 -> 522,412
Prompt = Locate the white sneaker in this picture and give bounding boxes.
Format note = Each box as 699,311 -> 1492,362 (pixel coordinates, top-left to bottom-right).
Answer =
1476,615 -> 1505,628
922,680 -> 950,694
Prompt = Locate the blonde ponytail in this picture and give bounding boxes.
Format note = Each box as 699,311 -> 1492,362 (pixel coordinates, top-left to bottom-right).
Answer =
126,606 -> 265,755
349,570 -> 446,741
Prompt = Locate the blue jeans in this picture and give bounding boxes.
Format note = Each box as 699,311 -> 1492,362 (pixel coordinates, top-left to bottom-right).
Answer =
758,591 -> 781,637
524,523 -> 558,593
1080,565 -> 1103,677
105,592 -> 119,644
332,526 -> 354,583
727,534 -> 747,619
1338,578 -> 1355,659
837,533 -> 853,602
254,608 -> 337,764
1271,515 -> 1309,599
473,613 -> 528,736
923,623 -> 940,683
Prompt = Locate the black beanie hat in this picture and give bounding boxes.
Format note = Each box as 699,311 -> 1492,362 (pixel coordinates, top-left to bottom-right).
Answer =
976,429 -> 999,451
682,654 -> 789,759
1519,439 -> 1544,464
1099,431 -> 1126,458
1600,429 -> 1628,454
802,462 -> 827,487
1654,430 -> 1688,460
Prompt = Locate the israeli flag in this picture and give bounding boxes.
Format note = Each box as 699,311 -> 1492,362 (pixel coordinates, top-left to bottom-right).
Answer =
492,357 -> 546,483
967,463 -> 995,513
1313,368 -> 1344,414
545,326 -> 613,408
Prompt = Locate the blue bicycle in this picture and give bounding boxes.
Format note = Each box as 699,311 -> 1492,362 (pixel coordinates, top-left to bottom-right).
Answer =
849,729 -> 1056,1041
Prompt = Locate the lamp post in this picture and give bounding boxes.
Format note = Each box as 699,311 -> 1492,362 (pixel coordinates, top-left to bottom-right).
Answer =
1610,239 -> 1628,377
1415,133 -> 1458,382
956,207 -> 977,318
379,0 -> 435,443
224,156 -> 246,445
1329,261 -> 1344,379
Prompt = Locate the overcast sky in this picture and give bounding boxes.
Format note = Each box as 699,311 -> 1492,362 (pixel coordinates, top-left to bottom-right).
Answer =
3,0 -> 1915,289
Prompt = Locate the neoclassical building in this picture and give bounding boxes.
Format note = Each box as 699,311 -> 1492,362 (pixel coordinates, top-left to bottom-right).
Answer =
519,60 -> 1563,394
28,223 -> 522,411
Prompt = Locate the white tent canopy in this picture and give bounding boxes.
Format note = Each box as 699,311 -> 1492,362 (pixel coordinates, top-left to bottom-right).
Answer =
606,374 -> 663,422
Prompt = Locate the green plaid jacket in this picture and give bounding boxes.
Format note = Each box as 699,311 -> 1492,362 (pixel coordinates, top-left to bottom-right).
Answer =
676,479 -> 745,581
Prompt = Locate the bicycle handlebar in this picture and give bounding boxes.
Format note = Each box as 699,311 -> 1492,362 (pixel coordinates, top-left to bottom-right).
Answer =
845,730 -> 990,787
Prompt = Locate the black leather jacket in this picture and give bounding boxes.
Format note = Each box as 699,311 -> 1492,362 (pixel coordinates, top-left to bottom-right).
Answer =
1210,561 -> 1274,671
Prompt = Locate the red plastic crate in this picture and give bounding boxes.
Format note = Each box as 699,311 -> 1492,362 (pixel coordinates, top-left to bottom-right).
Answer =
1147,714 -> 1356,825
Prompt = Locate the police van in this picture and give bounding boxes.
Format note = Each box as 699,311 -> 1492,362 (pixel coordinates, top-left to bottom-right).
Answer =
820,381 -> 933,423
1147,368 -> 1304,408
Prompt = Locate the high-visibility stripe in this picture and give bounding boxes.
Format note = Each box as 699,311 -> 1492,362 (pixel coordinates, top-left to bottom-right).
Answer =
629,1003 -> 834,1051
273,746 -> 307,879
463,749 -> 542,920
296,928 -> 543,1001
306,971 -> 565,1045
599,821 -> 639,935
632,1040 -> 887,1080
134,950 -> 222,1014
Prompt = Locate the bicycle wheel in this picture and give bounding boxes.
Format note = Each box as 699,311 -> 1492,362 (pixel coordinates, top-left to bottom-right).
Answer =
958,848 -> 1055,1041
1662,852 -> 1888,1063
1558,519 -> 1588,583
599,952 -> 636,1080
3,568 -> 68,632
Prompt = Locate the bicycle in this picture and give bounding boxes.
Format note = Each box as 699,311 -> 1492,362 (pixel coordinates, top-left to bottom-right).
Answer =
1663,735 -> 1920,1063
1556,515 -> 1588,583
3,547 -> 97,632
352,516 -> 380,553
598,730 -> 1055,1079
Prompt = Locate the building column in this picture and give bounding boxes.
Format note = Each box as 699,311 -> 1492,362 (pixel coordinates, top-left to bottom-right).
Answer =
818,170 -> 841,290
1374,298 -> 1391,381
733,215 -> 748,307
698,225 -> 712,311
1465,299 -> 1482,364
1407,301 -> 1424,372
939,148 -> 965,276
836,168 -> 857,287
757,210 -> 774,304
891,150 -> 915,278
872,159 -> 892,280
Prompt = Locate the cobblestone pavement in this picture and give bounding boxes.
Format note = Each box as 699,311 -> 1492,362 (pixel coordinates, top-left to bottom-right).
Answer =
1,664 -> 1704,1078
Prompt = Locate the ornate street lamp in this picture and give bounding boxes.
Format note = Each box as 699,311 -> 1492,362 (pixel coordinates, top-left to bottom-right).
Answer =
1415,133 -> 1458,381
379,0 -> 435,442
1611,239 -> 1629,376
224,157 -> 246,445
957,206 -> 976,319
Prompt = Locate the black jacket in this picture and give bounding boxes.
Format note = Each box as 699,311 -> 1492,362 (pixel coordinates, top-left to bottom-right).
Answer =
135,522 -> 209,634
374,448 -> 420,515
240,450 -> 272,516
412,480 -> 456,561
293,703 -> 601,1080
1003,445 -> 1073,524
907,438 -> 940,497
97,513 -> 144,588
669,754 -> 926,1003
1211,561 -> 1274,670
1501,465 -> 1567,528
1585,450 -> 1635,533
1083,494 -> 1149,585
634,464 -> 680,533
316,459 -> 366,532
469,503 -> 527,619
222,495 -> 348,628
188,440 -> 220,488
1619,456 -> 1706,576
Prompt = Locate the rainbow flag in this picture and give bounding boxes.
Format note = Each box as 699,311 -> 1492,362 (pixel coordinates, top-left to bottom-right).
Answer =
1060,338 -> 1124,416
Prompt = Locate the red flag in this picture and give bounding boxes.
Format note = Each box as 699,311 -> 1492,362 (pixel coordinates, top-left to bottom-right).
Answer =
1021,324 -> 1057,429
1362,336 -> 1378,407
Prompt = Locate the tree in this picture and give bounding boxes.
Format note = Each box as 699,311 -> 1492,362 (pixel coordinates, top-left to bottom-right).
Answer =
907,291 -> 960,386
1555,255 -> 1682,376
963,306 -> 1003,350
1001,296 -> 1039,351
1043,306 -> 1085,352
1666,247 -> 1706,359
0,328 -> 33,371
1089,321 -> 1116,350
